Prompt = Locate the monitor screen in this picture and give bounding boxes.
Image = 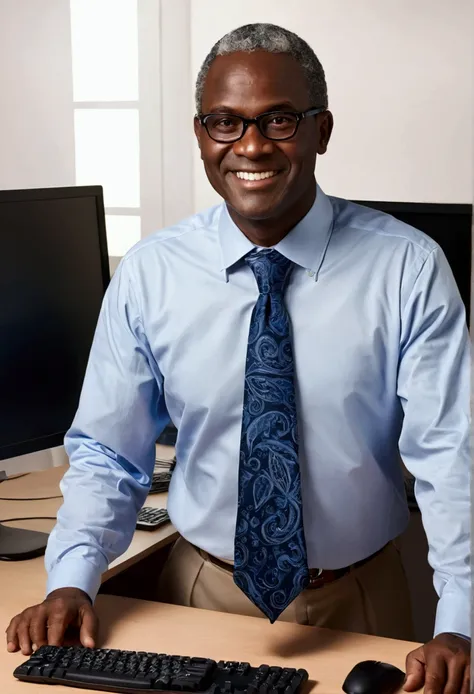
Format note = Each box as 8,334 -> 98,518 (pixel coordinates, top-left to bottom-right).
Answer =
0,186 -> 109,461
352,201 -> 472,324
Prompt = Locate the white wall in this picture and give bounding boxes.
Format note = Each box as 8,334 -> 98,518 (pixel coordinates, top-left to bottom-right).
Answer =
0,0 -> 76,190
190,0 -> 473,210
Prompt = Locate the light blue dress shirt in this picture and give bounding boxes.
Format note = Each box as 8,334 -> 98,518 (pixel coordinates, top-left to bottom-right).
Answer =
46,185 -> 471,638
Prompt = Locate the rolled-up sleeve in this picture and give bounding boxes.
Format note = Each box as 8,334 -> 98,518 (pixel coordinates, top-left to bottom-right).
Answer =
397,246 -> 471,638
46,256 -> 168,601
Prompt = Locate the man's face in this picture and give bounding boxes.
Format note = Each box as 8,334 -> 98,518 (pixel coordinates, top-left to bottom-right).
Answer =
194,51 -> 332,224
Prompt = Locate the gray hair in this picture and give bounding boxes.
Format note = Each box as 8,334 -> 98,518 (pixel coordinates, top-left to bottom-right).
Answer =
195,23 -> 328,115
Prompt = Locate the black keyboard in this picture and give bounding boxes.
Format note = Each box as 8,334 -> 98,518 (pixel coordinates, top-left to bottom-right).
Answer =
13,645 -> 309,694
150,471 -> 172,494
136,507 -> 170,531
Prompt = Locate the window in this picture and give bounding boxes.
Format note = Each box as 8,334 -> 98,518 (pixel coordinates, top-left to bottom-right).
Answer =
70,0 -> 141,257
69,0 -> 193,259
74,109 -> 140,208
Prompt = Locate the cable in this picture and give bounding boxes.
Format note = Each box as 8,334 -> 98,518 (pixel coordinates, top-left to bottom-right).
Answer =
0,472 -> 60,499
0,495 -> 62,501
0,473 -> 30,483
0,516 -> 56,523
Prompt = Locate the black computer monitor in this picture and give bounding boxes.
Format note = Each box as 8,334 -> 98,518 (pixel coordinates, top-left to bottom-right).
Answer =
352,201 -> 472,513
352,201 -> 472,325
0,185 -> 109,559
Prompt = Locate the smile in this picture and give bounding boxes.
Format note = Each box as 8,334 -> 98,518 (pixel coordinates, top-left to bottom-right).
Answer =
234,170 -> 278,181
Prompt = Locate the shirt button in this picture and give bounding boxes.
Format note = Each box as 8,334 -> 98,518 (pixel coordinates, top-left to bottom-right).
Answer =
307,270 -> 315,277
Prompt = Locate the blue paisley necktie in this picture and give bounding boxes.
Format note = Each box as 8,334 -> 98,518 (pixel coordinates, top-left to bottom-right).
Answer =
234,248 -> 309,622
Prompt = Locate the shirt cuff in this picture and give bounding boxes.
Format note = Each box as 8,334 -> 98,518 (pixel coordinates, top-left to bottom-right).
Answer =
434,588 -> 471,639
46,555 -> 105,603
448,633 -> 471,642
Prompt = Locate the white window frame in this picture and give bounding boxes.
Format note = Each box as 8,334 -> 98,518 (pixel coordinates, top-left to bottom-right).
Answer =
71,0 -> 194,260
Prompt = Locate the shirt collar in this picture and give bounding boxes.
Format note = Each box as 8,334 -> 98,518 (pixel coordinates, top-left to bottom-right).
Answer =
217,183 -> 334,282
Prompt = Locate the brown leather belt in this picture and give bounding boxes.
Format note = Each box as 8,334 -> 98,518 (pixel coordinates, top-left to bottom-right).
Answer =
199,544 -> 388,590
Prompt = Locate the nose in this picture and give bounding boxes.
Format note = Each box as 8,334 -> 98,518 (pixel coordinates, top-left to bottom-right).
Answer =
232,123 -> 275,159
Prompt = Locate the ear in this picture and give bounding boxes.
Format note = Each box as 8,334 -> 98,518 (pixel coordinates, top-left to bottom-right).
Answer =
317,111 -> 334,155
194,117 -> 202,151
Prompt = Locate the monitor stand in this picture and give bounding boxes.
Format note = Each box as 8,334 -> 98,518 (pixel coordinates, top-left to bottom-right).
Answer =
0,523 -> 49,560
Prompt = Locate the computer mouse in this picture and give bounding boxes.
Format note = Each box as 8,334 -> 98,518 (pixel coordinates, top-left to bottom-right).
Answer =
342,660 -> 405,694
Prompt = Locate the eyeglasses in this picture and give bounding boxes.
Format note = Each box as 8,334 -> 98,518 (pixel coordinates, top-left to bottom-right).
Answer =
198,107 -> 326,143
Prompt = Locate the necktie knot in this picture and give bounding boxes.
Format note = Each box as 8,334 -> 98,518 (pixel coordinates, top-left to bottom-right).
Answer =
245,249 -> 294,295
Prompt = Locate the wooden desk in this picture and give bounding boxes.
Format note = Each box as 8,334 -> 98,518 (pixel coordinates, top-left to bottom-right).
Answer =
1,453 -> 422,692
0,446 -> 179,605
0,594 -> 419,693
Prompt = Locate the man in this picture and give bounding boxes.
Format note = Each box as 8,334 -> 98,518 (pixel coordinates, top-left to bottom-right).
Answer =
6,23 -> 470,694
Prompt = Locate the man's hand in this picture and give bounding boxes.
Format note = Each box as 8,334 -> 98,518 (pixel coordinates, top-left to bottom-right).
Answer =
404,633 -> 470,694
5,587 -> 98,656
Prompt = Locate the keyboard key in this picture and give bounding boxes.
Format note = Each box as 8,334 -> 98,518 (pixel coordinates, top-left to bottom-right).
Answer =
64,669 -> 151,689
41,664 -> 56,678
171,675 -> 205,691
154,674 -> 171,687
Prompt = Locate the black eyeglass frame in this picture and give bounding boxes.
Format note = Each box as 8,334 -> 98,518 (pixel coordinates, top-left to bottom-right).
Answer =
198,106 -> 326,143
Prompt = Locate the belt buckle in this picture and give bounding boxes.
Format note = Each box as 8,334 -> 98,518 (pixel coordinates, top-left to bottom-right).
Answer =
308,567 -> 324,588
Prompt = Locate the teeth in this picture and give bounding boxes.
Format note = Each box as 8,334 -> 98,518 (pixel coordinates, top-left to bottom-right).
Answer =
235,171 -> 277,181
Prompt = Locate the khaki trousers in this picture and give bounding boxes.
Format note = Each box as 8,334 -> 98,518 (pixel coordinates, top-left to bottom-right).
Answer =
157,538 -> 414,641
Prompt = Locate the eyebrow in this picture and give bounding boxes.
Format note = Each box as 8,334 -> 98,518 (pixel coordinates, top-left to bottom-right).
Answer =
207,102 -> 299,114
